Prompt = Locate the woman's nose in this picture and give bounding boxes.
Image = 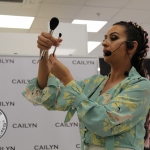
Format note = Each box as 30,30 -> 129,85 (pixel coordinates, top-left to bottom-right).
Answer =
102,40 -> 108,47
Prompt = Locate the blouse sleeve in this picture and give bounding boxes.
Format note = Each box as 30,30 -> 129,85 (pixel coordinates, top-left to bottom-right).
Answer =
22,74 -> 96,111
64,77 -> 150,137
22,74 -> 62,110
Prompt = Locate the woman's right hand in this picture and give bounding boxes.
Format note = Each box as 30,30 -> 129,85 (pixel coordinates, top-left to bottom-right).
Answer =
37,32 -> 62,89
37,32 -> 63,51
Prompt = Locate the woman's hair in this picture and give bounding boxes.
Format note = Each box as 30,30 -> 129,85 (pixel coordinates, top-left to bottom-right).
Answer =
113,21 -> 149,78
113,21 -> 150,149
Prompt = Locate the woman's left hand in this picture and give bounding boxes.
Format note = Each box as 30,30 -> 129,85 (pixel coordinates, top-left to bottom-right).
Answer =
47,54 -> 74,86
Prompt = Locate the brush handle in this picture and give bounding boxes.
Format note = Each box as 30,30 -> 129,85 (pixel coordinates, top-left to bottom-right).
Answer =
40,29 -> 54,60
53,46 -> 57,56
53,33 -> 62,56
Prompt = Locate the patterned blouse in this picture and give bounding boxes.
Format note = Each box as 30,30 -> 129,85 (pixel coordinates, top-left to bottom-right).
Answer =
22,67 -> 150,150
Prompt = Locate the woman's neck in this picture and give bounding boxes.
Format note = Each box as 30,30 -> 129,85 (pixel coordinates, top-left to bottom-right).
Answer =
108,65 -> 131,83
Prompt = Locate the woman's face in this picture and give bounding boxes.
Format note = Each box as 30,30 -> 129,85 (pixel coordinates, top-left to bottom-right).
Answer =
102,25 -> 128,65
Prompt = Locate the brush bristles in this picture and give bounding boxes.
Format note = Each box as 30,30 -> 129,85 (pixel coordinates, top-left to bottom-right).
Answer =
49,17 -> 59,30
59,33 -> 62,37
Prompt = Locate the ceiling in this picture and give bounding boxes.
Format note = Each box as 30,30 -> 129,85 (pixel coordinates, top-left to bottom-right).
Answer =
0,0 -> 150,56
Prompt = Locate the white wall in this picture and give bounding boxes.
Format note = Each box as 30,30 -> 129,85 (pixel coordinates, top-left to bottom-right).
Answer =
0,55 -> 99,150
0,23 -> 88,56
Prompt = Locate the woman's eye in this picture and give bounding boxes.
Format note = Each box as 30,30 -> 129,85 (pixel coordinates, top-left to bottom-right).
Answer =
103,36 -> 118,42
111,36 -> 118,41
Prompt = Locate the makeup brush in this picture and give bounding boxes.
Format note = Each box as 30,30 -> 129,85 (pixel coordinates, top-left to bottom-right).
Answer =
53,33 -> 62,56
40,17 -> 59,60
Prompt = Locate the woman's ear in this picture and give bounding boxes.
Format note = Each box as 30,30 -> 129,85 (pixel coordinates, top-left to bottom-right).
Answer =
127,41 -> 138,54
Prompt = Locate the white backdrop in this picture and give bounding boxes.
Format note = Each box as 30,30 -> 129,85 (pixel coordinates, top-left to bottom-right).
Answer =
0,55 -> 98,150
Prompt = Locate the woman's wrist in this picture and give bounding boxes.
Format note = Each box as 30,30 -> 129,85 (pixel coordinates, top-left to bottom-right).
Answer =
62,76 -> 74,86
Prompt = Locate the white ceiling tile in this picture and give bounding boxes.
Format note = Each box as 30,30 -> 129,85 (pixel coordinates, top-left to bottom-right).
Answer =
125,0 -> 150,10
0,28 -> 28,33
0,1 -> 23,6
139,24 -> 150,35
0,5 -> 39,16
75,6 -> 120,21
98,21 -> 116,33
142,18 -> 150,24
29,29 -> 44,33
86,0 -> 131,8
110,9 -> 150,23
37,3 -> 82,19
31,17 -> 74,30
59,18 -> 73,23
43,0 -> 87,5
30,17 -> 51,30
0,0 -> 150,57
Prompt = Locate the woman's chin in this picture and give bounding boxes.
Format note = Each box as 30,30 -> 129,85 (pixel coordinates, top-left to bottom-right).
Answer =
103,56 -> 109,61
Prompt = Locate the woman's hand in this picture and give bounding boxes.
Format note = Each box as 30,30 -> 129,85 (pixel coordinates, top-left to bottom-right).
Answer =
37,32 -> 63,89
37,32 -> 62,51
47,54 -> 74,86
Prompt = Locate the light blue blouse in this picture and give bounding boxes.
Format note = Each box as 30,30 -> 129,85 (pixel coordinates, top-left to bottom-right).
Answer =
22,67 -> 150,150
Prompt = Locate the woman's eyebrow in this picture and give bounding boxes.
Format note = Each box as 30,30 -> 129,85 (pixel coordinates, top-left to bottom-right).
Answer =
104,32 -> 120,38
110,32 -> 120,36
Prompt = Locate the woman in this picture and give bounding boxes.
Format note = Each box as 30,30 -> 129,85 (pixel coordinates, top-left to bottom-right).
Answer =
22,21 -> 150,150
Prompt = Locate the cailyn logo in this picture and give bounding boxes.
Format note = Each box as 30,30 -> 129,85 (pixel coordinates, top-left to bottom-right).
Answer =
0,59 -> 14,64
32,59 -> 39,64
0,102 -> 15,106
0,147 -> 15,150
55,122 -> 78,127
0,109 -> 8,138
72,60 -> 94,65
12,79 -> 30,84
34,145 -> 59,150
76,144 -> 80,148
12,123 -> 37,128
